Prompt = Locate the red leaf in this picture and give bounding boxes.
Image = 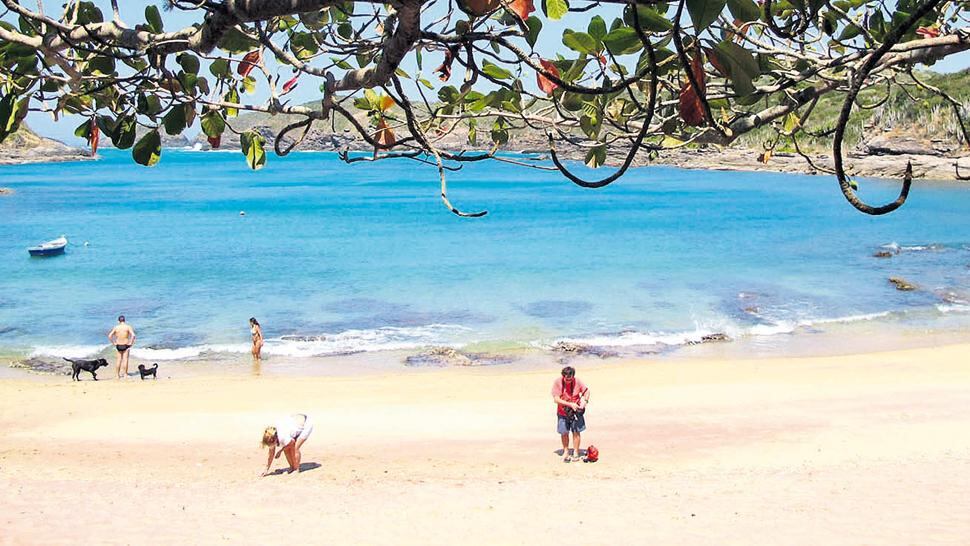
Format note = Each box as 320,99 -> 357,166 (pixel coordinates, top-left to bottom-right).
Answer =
678,54 -> 707,126
916,26 -> 941,38
208,135 -> 221,149
536,58 -> 560,95
434,46 -> 458,82
89,118 -> 99,157
596,53 -> 607,67
237,50 -> 261,78
373,118 -> 396,149
704,47 -> 727,78
281,74 -> 299,95
509,0 -> 535,19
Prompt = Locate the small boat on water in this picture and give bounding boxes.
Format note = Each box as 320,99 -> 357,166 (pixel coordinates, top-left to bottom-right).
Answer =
27,236 -> 67,257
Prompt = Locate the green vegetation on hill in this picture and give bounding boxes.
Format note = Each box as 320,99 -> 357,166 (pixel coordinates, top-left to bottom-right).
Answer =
734,69 -> 970,154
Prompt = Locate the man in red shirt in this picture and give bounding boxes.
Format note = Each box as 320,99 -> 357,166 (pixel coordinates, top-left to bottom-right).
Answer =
551,366 -> 590,462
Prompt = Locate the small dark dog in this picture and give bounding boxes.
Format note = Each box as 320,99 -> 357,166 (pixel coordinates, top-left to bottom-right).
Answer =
64,357 -> 109,381
138,363 -> 158,380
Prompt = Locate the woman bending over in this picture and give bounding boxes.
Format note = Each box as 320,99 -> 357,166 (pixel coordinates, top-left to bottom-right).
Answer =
260,414 -> 313,476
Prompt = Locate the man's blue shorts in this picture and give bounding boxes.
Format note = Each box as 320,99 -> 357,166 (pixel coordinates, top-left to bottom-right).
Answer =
557,413 -> 586,434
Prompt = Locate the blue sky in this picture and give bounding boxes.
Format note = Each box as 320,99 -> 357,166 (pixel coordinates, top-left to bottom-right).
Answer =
11,1 -> 970,143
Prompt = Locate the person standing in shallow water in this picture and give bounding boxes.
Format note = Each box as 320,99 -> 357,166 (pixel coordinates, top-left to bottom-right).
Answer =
552,366 -> 590,462
107,315 -> 136,380
250,318 -> 263,362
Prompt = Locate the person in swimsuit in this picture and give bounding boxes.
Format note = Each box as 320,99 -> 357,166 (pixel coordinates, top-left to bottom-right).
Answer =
260,414 -> 314,476
107,315 -> 136,380
249,317 -> 263,361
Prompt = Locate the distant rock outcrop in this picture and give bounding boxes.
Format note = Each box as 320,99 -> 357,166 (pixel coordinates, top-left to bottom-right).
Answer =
0,124 -> 91,165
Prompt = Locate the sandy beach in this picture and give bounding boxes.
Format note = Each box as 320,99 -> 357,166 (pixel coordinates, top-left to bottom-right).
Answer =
1,344 -> 968,545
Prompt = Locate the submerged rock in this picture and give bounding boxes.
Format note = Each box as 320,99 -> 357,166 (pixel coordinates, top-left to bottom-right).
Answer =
0,187 -> 13,196
10,357 -> 70,375
873,250 -> 895,258
889,277 -> 917,291
405,347 -> 512,367
551,341 -> 587,353
551,341 -> 618,359
685,333 -> 731,346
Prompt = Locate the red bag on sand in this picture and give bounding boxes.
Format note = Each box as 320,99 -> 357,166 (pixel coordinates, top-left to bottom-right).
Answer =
585,445 -> 599,463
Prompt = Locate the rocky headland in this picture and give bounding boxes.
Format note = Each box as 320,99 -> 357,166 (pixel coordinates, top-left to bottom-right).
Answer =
0,124 -> 91,166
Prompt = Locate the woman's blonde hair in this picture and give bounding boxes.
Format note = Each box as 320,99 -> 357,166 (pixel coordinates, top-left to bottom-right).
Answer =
261,426 -> 278,447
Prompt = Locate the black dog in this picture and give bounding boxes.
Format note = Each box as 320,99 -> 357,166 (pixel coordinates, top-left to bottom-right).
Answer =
64,357 -> 109,381
138,363 -> 158,380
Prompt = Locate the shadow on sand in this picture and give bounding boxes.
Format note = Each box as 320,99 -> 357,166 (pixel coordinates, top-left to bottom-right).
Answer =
268,462 -> 322,476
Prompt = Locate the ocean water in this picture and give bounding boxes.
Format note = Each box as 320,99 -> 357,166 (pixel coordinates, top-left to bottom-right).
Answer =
1,149 -> 968,364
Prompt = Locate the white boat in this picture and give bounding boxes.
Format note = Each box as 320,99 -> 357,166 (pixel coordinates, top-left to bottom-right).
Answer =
27,236 -> 67,257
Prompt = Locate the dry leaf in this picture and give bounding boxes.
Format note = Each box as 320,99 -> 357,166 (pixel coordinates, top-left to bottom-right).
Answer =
536,58 -> 560,95
678,54 -> 707,126
237,50 -> 261,78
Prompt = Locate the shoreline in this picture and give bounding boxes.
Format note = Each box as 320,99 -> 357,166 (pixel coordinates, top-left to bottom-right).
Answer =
6,314 -> 970,382
2,144 -> 968,182
2,342 -> 968,544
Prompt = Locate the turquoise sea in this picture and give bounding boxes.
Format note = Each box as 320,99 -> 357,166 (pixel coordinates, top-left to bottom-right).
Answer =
1,149 -> 969,366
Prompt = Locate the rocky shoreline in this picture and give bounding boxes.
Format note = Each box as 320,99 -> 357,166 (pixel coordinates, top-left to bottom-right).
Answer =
193,123 -> 969,182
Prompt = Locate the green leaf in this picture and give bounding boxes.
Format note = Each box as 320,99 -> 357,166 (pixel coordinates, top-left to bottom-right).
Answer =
240,131 -> 267,170
585,144 -> 606,168
201,110 -> 226,138
136,93 -> 162,117
177,53 -> 200,74
712,40 -> 759,96
331,57 -> 353,70
162,106 -> 186,136
561,91 -> 586,111
686,0 -> 727,32
726,0 -> 760,23
562,31 -> 599,55
73,118 -> 91,139
625,5 -> 674,32
217,27 -> 259,54
5,96 -> 28,138
602,28 -> 643,55
145,5 -> 163,33
87,56 -> 115,75
132,130 -> 162,167
418,78 -> 434,89
242,76 -> 257,94
526,16 -> 543,48
783,112 -> 800,133
438,86 -> 459,104
337,22 -> 353,39
111,116 -> 136,149
481,60 -> 512,80
209,58 -> 230,78
580,112 -> 601,139
490,124 -> 510,146
299,9 -> 329,29
543,0 -> 569,20
588,16 -> 607,41
291,32 -> 320,61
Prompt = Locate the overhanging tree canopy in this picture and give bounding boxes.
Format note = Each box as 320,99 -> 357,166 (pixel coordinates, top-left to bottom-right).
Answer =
0,0 -> 968,215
